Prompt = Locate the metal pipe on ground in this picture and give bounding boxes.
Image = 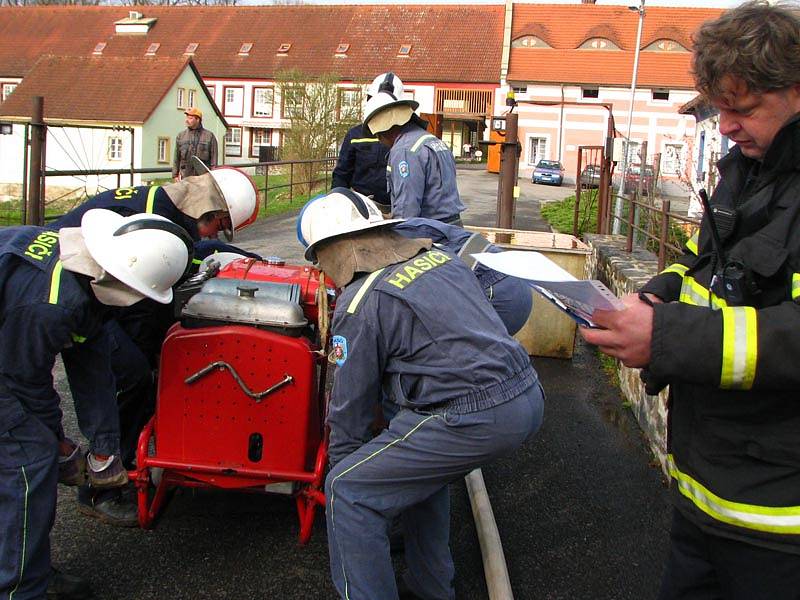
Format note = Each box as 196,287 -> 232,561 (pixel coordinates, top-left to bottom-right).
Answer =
465,468 -> 514,600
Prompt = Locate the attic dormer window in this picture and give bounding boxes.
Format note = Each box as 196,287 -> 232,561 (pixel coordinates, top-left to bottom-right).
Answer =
398,44 -> 412,57
277,43 -> 292,54
145,43 -> 160,56
335,43 -> 350,55
579,37 -> 619,50
184,43 -> 198,55
512,36 -> 551,49
644,39 -> 688,52
92,42 -> 106,55
239,43 -> 253,56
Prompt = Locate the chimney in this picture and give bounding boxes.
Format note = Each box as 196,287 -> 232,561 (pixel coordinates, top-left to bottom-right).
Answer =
582,0 -> 597,4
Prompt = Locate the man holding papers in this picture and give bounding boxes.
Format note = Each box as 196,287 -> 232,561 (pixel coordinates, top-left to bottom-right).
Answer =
582,3 -> 800,598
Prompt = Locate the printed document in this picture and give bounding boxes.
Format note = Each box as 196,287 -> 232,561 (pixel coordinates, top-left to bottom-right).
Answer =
472,250 -> 624,328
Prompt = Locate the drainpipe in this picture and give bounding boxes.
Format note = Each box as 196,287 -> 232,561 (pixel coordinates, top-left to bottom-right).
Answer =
558,84 -> 565,162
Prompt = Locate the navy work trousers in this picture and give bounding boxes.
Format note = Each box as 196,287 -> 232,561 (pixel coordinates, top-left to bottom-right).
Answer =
0,414 -> 58,600
325,384 -> 544,600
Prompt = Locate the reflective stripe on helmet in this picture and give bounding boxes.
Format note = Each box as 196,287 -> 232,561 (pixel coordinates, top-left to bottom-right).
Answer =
667,454 -> 800,534
113,218 -> 195,280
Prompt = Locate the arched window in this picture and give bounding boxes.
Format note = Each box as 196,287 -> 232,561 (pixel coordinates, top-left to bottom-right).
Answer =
512,36 -> 551,49
579,37 -> 620,50
644,39 -> 688,52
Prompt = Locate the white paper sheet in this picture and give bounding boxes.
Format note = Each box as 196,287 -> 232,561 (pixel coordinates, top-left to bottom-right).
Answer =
472,250 -> 624,327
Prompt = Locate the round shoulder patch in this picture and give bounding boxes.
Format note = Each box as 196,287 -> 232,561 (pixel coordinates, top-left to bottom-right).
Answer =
329,335 -> 348,366
398,160 -> 410,178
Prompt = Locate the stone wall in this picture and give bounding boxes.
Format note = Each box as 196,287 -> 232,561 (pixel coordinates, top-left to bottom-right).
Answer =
584,233 -> 670,476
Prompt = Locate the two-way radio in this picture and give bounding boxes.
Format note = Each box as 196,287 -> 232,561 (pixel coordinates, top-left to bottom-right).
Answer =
698,189 -> 749,304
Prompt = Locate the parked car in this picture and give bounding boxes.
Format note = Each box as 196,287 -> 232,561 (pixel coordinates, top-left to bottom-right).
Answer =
532,159 -> 565,186
623,164 -> 655,195
579,164 -> 602,188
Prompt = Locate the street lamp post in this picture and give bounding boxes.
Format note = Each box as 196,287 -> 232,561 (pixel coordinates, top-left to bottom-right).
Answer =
612,0 -> 646,234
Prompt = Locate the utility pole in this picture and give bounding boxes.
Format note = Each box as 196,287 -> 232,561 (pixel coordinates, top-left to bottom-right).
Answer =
613,0 -> 646,234
26,96 -> 45,227
497,111 -> 518,233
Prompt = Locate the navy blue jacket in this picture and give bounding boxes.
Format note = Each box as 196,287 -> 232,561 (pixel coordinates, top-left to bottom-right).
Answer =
332,124 -> 390,206
49,185 -> 200,241
327,248 -> 536,465
0,228 -> 115,436
387,123 -> 464,222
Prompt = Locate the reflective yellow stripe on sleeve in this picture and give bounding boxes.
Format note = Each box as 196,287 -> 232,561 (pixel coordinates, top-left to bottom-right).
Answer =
661,263 -> 689,277
410,134 -> 436,152
792,273 -> 800,301
48,260 -> 63,304
145,186 -> 160,213
720,306 -> 757,389
351,138 -> 379,144
686,231 -> 699,255
347,268 -> 385,314
667,454 -> 800,534
679,275 -> 728,309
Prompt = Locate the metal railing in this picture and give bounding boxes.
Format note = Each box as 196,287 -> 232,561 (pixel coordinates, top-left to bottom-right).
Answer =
3,156 -> 337,226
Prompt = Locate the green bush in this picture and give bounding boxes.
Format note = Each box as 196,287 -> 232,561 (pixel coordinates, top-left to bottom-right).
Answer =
540,189 -> 599,236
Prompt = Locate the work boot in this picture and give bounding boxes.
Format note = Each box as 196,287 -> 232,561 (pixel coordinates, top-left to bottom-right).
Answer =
57,439 -> 86,486
77,485 -> 138,528
86,453 -> 128,488
46,568 -> 93,599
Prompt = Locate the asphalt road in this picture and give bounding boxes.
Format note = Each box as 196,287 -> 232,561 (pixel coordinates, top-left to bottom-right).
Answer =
53,169 -> 671,599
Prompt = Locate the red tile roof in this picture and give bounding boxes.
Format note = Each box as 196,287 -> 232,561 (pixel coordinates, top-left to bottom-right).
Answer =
0,55 -> 198,123
0,5 -> 505,84
509,4 -> 725,88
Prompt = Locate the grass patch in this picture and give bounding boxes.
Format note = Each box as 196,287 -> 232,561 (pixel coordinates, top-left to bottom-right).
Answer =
540,189 -> 599,236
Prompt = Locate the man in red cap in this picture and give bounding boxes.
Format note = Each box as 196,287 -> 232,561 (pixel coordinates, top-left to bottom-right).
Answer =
173,107 -> 218,180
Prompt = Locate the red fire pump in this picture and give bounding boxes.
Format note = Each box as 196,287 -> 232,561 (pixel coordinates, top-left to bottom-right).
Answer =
130,257 -> 335,544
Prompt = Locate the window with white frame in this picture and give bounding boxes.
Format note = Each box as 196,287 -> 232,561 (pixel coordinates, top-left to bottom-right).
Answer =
582,87 -> 599,99
225,127 -> 242,157
253,87 -> 274,118
662,143 -> 684,175
1,83 -> 16,102
157,137 -> 170,164
108,136 -> 123,161
511,84 -> 528,96
177,87 -> 185,109
527,137 -> 547,166
338,88 -> 361,120
250,127 -> 272,157
187,89 -> 196,108
282,86 -> 303,119
223,86 -> 244,117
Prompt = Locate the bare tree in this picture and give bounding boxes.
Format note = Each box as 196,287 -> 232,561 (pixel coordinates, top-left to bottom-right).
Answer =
275,69 -> 362,196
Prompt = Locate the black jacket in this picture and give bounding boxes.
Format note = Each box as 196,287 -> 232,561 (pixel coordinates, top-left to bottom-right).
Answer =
641,115 -> 800,554
331,124 -> 389,206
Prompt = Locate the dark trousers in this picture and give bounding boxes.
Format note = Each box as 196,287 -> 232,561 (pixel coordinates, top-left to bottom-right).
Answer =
106,320 -> 156,469
0,414 -> 58,600
659,508 -> 800,600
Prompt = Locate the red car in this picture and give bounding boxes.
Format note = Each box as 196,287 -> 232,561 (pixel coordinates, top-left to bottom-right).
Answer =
623,164 -> 655,195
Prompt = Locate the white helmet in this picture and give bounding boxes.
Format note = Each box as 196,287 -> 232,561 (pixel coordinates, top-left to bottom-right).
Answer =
297,188 -> 403,261
81,209 -> 193,304
194,159 -> 259,241
363,92 -> 420,136
367,72 -> 404,100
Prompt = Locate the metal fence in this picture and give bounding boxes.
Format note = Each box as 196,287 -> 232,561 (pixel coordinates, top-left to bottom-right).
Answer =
2,156 -> 337,226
